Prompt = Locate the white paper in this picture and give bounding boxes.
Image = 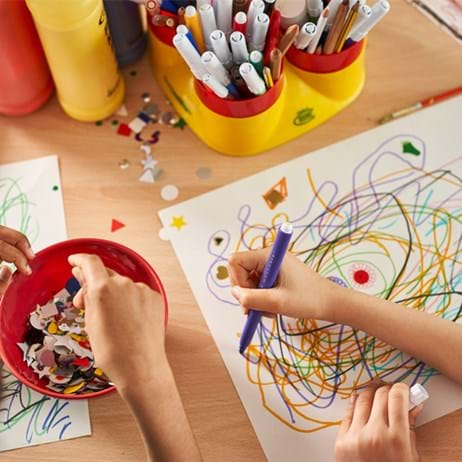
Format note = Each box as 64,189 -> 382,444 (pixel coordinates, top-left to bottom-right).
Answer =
159,97 -> 462,461
0,156 -> 91,452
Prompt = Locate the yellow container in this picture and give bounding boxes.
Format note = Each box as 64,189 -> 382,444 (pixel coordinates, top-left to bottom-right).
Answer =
26,0 -> 124,122
148,27 -> 365,156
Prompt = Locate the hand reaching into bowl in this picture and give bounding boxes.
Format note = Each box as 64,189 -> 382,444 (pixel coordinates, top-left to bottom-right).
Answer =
0,225 -> 35,296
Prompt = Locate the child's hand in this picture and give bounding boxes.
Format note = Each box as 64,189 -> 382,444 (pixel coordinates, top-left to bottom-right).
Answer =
228,249 -> 338,321
68,254 -> 168,392
0,225 -> 35,295
334,382 -> 423,462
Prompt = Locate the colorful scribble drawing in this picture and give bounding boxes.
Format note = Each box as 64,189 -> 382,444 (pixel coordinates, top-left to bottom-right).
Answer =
0,368 -> 72,443
0,177 -> 39,243
206,135 -> 462,433
0,176 -> 73,445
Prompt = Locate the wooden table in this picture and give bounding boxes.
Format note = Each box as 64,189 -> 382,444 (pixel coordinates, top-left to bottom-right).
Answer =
1,1 -> 462,460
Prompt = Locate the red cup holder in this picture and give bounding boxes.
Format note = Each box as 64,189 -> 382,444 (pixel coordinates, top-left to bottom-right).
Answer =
148,11 -> 177,46
286,39 -> 364,73
195,74 -> 284,118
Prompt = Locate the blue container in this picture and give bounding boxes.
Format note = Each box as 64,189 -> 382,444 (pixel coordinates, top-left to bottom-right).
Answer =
104,0 -> 147,67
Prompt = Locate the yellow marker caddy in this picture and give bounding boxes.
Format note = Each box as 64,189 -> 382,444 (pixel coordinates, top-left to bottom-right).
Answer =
148,23 -> 365,157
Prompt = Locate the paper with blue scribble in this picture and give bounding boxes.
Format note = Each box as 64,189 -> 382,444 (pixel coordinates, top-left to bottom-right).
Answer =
0,156 -> 91,451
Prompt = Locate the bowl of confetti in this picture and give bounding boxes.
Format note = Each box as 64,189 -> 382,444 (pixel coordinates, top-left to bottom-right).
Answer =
0,238 -> 168,399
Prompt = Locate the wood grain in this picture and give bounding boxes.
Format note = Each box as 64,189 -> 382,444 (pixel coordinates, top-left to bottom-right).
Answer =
1,1 -> 462,460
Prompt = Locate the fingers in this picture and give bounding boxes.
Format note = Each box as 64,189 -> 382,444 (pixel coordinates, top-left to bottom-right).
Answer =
0,241 -> 32,275
350,383 -> 382,431
409,403 -> 424,427
368,384 -> 391,426
0,266 -> 12,296
68,254 -> 109,282
231,286 -> 283,314
388,383 -> 410,431
337,393 -> 358,438
0,226 -> 35,260
227,249 -> 270,288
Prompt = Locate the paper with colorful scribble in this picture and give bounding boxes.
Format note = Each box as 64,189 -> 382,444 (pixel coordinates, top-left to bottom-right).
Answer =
159,97 -> 462,461
0,156 -> 91,452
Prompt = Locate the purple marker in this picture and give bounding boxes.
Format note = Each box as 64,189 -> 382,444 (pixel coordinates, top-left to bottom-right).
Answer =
239,222 -> 293,354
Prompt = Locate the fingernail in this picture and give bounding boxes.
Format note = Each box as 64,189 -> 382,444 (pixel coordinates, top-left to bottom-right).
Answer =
231,286 -> 241,301
27,246 -> 35,259
25,264 -> 32,275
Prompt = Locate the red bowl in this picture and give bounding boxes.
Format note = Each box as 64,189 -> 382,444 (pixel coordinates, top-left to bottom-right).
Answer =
0,238 -> 168,400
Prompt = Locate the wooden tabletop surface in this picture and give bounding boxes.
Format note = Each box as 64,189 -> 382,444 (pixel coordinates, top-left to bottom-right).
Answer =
1,1 -> 462,460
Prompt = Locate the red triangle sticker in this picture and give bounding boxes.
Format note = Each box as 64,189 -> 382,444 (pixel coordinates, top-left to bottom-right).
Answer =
111,219 -> 125,233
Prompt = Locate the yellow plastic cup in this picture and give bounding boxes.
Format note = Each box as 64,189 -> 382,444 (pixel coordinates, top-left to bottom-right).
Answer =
26,0 -> 124,122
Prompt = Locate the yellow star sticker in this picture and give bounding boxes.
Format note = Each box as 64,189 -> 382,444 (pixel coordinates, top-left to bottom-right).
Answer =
170,215 -> 187,230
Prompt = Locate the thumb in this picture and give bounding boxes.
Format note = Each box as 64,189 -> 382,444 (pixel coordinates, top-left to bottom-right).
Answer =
231,286 -> 282,314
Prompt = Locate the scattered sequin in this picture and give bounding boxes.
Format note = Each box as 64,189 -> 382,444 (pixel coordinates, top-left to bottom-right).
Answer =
161,185 -> 179,201
160,111 -> 179,126
196,167 -> 211,180
118,159 -> 130,169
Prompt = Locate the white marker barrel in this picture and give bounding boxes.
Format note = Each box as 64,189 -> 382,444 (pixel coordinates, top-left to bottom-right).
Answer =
230,31 -> 249,64
239,62 -> 266,95
173,33 -> 207,79
202,73 -> 229,98
210,30 -> 233,68
249,13 -> 270,51
294,22 -> 317,49
199,4 -> 218,50
201,51 -> 231,85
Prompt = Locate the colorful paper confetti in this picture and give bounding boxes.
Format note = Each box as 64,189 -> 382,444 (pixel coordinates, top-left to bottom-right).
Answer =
111,219 -> 126,233
17,280 -> 111,395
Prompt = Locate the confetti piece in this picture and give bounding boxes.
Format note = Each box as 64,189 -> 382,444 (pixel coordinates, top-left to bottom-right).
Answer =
117,123 -> 132,136
112,120 -> 119,126
402,141 -> 421,156
115,104 -> 128,117
263,177 -> 288,210
128,116 -> 147,134
170,215 -> 186,230
111,219 -> 126,232
214,237 -> 223,246
139,168 -> 156,183
160,111 -> 179,126
174,118 -> 187,129
95,120 -> 103,126
161,184 -> 179,201
118,159 -> 130,169
52,185 -> 59,191
141,92 -> 151,103
17,280 -> 111,395
196,167 -> 211,179
216,265 -> 228,280
140,143 -> 151,155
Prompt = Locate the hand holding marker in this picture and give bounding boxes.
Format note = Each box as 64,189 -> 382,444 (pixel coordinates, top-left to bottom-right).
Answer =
239,222 -> 293,354
148,0 -> 391,100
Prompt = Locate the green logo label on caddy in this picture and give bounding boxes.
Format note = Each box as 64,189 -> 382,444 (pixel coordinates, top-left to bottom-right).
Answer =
294,107 -> 315,126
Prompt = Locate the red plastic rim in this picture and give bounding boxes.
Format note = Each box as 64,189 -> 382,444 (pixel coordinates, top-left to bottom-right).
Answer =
148,11 -> 177,46
286,39 -> 364,74
0,238 -> 168,400
195,74 -> 284,118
